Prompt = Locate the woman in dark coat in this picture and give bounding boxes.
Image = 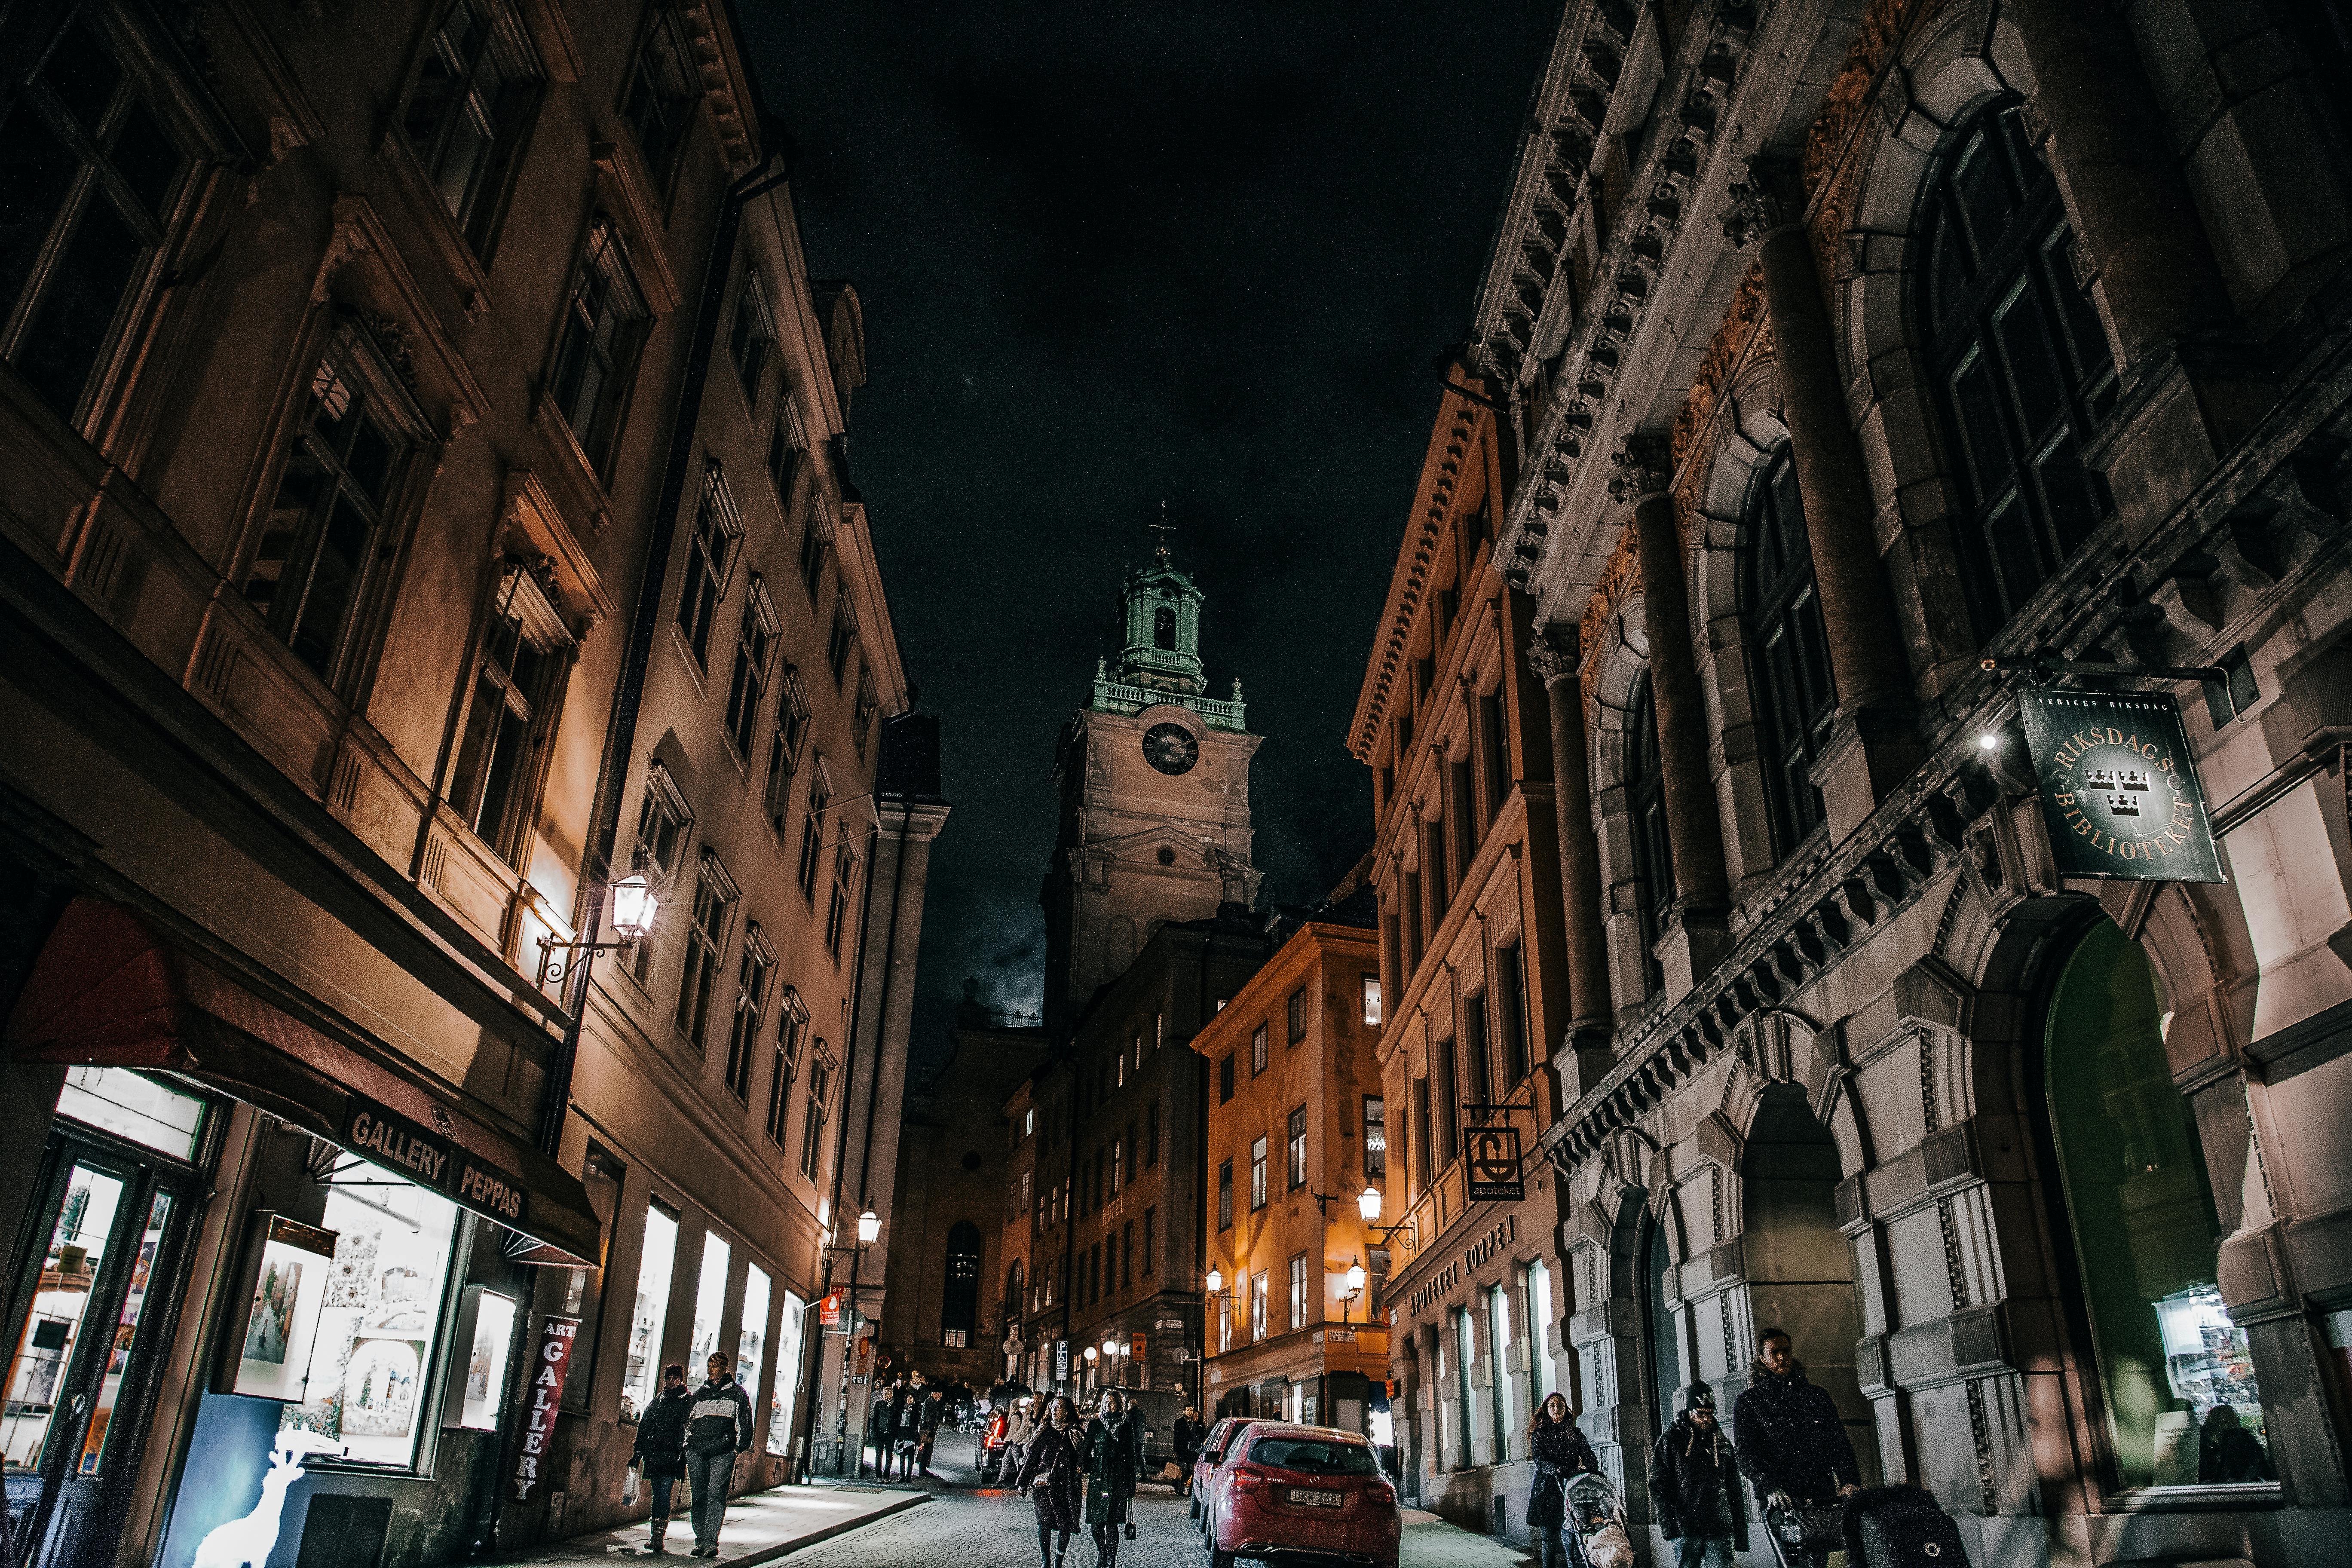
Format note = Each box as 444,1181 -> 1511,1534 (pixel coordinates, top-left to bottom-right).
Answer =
629,1364 -> 693,1553
1083,1390 -> 1145,1565
1525,1391 -> 1601,1568
1016,1396 -> 1085,1568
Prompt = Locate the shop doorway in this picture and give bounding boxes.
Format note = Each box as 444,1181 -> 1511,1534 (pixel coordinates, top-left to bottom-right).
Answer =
2040,918 -> 2275,1491
1740,1085 -> 1872,1476
3,1071 -> 213,1567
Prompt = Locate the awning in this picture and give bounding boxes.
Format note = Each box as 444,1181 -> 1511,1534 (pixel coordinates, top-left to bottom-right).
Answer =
6,897 -> 600,1267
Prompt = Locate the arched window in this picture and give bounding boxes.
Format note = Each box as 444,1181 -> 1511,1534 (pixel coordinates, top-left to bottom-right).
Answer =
1154,603 -> 1177,650
2042,919 -> 2274,1490
1744,446 -> 1835,851
1920,98 -> 2117,631
1642,1215 -> 1678,1432
942,1220 -> 982,1343
1626,673 -> 1671,998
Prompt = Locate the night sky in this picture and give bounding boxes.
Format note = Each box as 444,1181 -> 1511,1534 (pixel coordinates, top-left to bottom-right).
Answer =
743,3 -> 1559,1061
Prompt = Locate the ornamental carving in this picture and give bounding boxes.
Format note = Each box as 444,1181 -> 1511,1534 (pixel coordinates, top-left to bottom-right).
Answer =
1720,154 -> 1799,248
1525,626 -> 1580,689
1579,529 -> 1643,701
1671,264 -> 1767,470
1605,435 -> 1672,505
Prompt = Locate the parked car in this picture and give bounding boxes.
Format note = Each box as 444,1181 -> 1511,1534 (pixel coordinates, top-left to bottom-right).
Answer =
1191,1416 -> 1261,1528
1204,1424 -> 1400,1568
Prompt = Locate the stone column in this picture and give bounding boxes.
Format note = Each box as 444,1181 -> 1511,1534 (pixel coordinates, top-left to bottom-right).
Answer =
1610,438 -> 1730,930
1724,157 -> 1921,832
1526,627 -> 1613,1091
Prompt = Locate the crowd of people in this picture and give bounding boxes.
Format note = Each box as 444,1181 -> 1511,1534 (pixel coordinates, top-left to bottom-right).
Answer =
989,1388 -> 1150,1568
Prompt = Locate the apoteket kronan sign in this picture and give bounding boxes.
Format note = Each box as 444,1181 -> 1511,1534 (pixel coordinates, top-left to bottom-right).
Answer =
2020,689 -> 2223,883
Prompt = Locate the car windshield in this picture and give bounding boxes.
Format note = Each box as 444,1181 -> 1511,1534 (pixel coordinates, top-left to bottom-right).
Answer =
1250,1437 -> 1378,1475
1216,1421 -> 1255,1457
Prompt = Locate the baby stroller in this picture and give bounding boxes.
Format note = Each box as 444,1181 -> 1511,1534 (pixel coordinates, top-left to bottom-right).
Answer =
1564,1471 -> 1635,1568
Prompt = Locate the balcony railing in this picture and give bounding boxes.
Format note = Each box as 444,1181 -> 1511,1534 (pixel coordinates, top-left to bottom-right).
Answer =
1088,675 -> 1248,732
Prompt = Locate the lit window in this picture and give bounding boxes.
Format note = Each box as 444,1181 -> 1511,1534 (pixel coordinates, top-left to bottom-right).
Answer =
1363,1096 -> 1386,1180
766,1291 -> 805,1456
1362,974 -> 1382,1026
1250,1136 -> 1267,1211
1251,1271 -> 1268,1343
1216,1160 -> 1233,1231
1286,1105 -> 1307,1191
1251,1024 -> 1267,1077
1289,1253 -> 1308,1331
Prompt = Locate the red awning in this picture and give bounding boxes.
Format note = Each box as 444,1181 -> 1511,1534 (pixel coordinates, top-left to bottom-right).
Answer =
7,898 -> 600,1267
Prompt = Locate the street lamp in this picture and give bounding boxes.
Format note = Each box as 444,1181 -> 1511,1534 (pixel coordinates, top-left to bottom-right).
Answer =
1354,1187 -> 1411,1243
536,866 -> 659,989
1339,1260 -> 1367,1325
1205,1266 -> 1224,1294
821,1207 -> 885,1476
857,1207 -> 882,1244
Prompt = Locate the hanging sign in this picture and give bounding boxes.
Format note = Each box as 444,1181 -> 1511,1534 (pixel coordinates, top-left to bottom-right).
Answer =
818,1292 -> 843,1327
1464,1125 -> 1525,1202
2020,689 -> 2224,882
511,1315 -> 579,1501
340,1095 -> 533,1230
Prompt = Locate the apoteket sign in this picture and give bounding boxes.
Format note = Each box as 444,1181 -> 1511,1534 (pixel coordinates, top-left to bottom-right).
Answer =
2019,689 -> 2224,883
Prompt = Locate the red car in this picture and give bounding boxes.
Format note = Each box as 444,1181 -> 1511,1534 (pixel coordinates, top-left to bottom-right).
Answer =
1205,1423 -> 1400,1568
1191,1417 -> 1260,1533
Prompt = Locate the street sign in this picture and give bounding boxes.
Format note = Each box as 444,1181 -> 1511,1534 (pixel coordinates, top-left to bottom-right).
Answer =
1465,1125 -> 1525,1201
2020,689 -> 2224,882
818,1292 -> 842,1326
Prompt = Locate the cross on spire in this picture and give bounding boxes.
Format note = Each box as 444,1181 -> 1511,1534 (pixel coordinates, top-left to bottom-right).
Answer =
1148,500 -> 1174,560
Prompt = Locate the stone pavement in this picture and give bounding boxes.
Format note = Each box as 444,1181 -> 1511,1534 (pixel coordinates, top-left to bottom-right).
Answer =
498,1478 -> 928,1563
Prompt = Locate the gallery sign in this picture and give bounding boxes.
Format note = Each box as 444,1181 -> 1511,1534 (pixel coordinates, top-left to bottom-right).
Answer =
340,1095 -> 532,1230
511,1315 -> 579,1501
2020,689 -> 2224,882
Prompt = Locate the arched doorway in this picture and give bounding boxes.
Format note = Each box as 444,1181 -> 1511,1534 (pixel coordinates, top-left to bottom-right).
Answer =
1740,1085 -> 1872,1476
2040,918 -> 2274,1490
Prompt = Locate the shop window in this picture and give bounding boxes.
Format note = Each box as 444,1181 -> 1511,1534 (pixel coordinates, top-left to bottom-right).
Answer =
1626,673 -> 1671,998
1250,1136 -> 1267,1211
1362,974 -> 1381,1026
1920,99 -> 2116,632
1525,1260 -> 1556,1407
1453,1309 -> 1476,1469
1217,1160 -> 1233,1231
399,0 -> 539,251
0,6 -> 194,426
2044,919 -> 2274,1489
677,460 -> 744,671
1363,1096 -> 1385,1179
689,1231 -> 729,1374
54,1066 -> 206,1160
767,1291 -> 806,1455
727,261 -> 773,400
738,1265 -> 769,1437
622,1201 -> 679,1422
622,2 -> 698,187
241,351 -> 418,687
281,1167 -> 461,1467
1742,445 -> 1835,852
631,763 -> 692,982
549,216 -> 650,472
1488,1284 -> 1516,1457
1286,1105 -> 1307,1191
674,850 -> 739,1050
723,577 -> 776,757
724,922 -> 772,1102
2,1164 -> 128,1473
449,581 -> 568,866
1250,1271 -> 1268,1343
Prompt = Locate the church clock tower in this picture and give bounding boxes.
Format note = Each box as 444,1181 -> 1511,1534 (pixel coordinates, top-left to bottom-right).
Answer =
1041,548 -> 1260,1032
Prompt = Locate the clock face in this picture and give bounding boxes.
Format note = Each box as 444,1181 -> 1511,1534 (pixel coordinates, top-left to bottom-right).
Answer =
1142,722 -> 1200,777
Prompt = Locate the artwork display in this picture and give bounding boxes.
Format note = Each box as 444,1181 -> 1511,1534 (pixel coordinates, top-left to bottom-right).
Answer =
231,1216 -> 337,1403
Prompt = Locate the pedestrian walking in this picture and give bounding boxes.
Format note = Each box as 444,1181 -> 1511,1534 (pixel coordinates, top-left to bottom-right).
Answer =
1524,1390 -> 1601,1568
874,1375 -> 908,1481
918,1385 -> 946,1476
629,1365 -> 692,1554
1016,1396 -> 1085,1568
1649,1383 -> 1747,1568
1173,1406 -> 1206,1496
1001,1395 -> 1041,1481
1082,1390 -> 1144,1566
1732,1328 -> 1860,1568
683,1352 -> 753,1558
895,1376 -> 928,1477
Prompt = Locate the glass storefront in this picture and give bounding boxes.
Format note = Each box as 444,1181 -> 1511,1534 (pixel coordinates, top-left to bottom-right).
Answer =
690,1234 -> 730,1373
2046,919 -> 2273,1491
768,1289 -> 804,1458
623,1205 -> 679,1421
739,1265 -> 769,1434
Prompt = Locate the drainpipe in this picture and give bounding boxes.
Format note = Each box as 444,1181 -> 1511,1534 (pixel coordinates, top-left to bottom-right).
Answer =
536,146 -> 793,1155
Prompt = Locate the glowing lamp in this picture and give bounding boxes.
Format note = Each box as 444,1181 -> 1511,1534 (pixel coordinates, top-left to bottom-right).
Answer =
1205,1267 -> 1224,1294
609,873 -> 657,940
1358,1187 -> 1382,1224
1344,1262 -> 1366,1295
857,1208 -> 881,1244
1084,1345 -> 1099,1363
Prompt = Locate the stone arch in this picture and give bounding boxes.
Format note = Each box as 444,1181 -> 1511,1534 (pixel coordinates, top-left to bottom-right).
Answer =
1585,596 -> 1658,1025
1831,0 -> 2037,701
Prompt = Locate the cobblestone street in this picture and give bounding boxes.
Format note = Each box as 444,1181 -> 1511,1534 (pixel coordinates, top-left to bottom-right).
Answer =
785,1432 -> 1528,1568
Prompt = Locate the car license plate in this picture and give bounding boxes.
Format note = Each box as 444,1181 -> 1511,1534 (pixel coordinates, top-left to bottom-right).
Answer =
1289,1488 -> 1344,1508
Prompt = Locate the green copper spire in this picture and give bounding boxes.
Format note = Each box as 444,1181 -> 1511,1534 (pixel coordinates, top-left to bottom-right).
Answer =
1087,539 -> 1247,731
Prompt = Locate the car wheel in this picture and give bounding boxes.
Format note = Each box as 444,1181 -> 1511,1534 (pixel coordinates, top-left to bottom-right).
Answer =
1208,1553 -> 1234,1568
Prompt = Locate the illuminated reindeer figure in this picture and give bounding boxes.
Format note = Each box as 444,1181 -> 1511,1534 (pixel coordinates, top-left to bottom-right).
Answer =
191,1432 -> 345,1568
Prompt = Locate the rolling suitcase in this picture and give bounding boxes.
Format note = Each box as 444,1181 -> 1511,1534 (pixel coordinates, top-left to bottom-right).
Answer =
1842,1485 -> 1971,1568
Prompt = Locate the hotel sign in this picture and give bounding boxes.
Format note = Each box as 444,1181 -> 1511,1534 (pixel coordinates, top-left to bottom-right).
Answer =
2021,689 -> 2223,883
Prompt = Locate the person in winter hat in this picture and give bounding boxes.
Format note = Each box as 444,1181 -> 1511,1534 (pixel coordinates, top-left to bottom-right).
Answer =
1173,1406 -> 1206,1496
1082,1389 -> 1145,1565
1732,1328 -> 1859,1561
629,1365 -> 692,1553
1016,1396 -> 1086,1568
681,1352 -> 753,1557
1522,1390 -> 1600,1568
1649,1383 -> 1748,1568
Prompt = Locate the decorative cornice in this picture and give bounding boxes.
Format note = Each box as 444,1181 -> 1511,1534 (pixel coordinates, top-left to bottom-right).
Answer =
1350,393 -> 1487,759
1578,529 -> 1642,700
1670,263 -> 1768,471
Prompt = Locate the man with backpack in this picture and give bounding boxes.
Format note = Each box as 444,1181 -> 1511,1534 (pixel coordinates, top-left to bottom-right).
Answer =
683,1351 -> 753,1557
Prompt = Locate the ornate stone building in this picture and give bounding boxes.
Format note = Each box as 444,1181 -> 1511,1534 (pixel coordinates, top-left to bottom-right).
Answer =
1421,0 -> 2352,1564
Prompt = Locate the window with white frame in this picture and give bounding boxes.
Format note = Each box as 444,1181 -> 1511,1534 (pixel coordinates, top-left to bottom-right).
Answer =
723,576 -> 776,758
631,763 -> 691,982
727,261 -> 773,400
1289,1253 -> 1308,1331
1250,1270 -> 1268,1343
1286,1104 -> 1307,1191
1250,1023 -> 1267,1077
449,566 -> 570,866
548,216 -> 649,472
674,850 -> 738,1051
1362,974 -> 1381,1026
677,460 -> 743,670
724,921 -> 772,1102
1250,1136 -> 1267,1211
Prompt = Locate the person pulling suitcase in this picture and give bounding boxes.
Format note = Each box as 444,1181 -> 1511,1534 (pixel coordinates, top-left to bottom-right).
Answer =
1731,1328 -> 1861,1568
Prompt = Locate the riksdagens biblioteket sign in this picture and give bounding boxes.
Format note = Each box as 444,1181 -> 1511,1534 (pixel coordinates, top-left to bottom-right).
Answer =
2019,689 -> 2224,883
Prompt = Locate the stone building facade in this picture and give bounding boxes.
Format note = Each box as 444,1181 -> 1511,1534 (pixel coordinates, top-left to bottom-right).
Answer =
1429,1 -> 2352,1564
0,3 -> 937,1564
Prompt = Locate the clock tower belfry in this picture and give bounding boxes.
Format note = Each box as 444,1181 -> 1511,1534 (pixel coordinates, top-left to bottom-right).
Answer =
1042,548 -> 1261,1033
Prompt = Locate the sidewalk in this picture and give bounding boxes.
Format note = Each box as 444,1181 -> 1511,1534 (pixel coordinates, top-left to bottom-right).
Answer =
502,1481 -> 928,1564
1400,1508 -> 1534,1568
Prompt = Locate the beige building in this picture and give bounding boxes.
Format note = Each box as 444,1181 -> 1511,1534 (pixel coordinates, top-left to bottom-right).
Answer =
0,3 -> 936,1564
1437,1 -> 2352,1564
1194,916 -> 1390,1436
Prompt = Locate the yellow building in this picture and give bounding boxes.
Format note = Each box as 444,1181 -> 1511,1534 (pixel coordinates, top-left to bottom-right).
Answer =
1193,913 -> 1390,1435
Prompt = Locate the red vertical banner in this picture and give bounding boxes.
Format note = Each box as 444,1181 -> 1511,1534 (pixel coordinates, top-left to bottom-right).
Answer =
511,1314 -> 580,1501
